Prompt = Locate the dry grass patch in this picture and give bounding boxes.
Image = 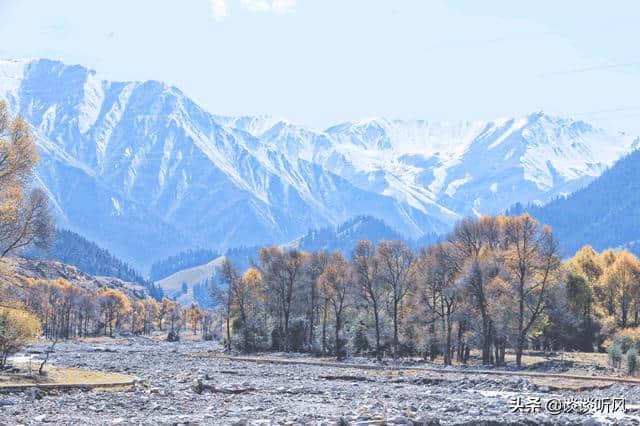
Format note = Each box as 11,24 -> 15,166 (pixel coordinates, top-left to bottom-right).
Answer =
76,336 -> 128,344
0,364 -> 134,389
530,377 -> 614,391
416,350 -> 611,371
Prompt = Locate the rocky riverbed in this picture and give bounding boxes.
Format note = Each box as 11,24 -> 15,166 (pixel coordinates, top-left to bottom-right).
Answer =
1,337 -> 639,425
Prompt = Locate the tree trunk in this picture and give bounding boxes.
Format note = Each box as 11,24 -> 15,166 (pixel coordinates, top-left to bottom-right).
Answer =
335,313 -> 341,360
456,323 -> 463,363
322,303 -> 327,355
516,284 -> 525,367
283,308 -> 290,352
373,302 -> 381,361
241,311 -> 249,352
393,298 -> 399,359
444,315 -> 452,366
481,312 -> 491,365
226,316 -> 231,351
622,297 -> 629,328
309,283 -> 316,349
516,335 -> 524,367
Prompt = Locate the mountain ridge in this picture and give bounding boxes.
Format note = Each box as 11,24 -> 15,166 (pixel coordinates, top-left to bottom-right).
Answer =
0,58 -> 635,270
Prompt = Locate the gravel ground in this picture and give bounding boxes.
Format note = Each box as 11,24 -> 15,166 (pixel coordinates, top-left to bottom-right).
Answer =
1,337 -> 639,425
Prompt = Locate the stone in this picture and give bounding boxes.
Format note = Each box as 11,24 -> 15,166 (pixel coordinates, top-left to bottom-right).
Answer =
389,415 -> 411,424
4,337 -> 640,425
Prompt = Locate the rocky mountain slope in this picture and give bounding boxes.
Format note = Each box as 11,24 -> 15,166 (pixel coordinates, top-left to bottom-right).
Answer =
0,58 -> 635,269
6,256 -> 151,300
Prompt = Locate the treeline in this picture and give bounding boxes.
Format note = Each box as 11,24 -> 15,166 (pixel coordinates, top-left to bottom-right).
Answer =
149,248 -> 220,281
562,246 -> 640,351
15,278 -> 215,341
212,214 -> 640,366
8,212 -> 640,371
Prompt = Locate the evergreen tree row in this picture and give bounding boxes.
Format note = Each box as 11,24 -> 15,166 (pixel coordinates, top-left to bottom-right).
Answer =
149,248 -> 220,281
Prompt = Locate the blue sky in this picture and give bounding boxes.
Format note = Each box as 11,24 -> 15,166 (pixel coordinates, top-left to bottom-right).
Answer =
1,0 -> 639,133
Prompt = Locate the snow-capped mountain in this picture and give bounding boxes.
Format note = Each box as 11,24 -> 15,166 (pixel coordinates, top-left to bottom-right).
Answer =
250,115 -> 636,218
0,58 -> 636,269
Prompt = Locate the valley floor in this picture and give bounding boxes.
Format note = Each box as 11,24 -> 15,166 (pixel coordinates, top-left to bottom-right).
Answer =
1,337 -> 640,425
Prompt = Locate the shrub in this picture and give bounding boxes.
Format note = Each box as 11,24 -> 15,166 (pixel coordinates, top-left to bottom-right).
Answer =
626,348 -> 639,376
0,307 -> 41,368
288,319 -> 307,352
270,327 -> 284,351
270,320 -> 307,352
608,344 -> 623,369
611,327 -> 640,353
352,319 -> 369,355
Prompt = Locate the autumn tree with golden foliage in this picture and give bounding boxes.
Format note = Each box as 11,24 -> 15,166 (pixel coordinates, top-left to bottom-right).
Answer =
501,215 -> 561,367
98,288 -> 131,337
352,240 -> 385,360
188,303 -> 204,335
377,240 -> 415,359
232,267 -> 263,351
0,101 -> 53,259
0,306 -> 40,368
414,243 -> 460,365
447,216 -> 501,364
214,258 -> 240,350
318,252 -> 352,360
142,297 -> 160,335
257,248 -> 307,352
601,251 -> 640,328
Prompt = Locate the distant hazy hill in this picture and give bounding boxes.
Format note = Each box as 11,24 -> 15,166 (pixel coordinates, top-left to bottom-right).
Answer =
507,146 -> 640,257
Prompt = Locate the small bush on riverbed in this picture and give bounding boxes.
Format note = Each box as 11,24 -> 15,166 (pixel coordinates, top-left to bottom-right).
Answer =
626,348 -> 638,376
608,344 -> 623,368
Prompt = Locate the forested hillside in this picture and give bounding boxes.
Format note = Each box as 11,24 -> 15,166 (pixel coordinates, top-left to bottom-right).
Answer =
297,216 -> 398,251
28,229 -> 163,299
155,216 -> 438,301
507,147 -> 640,257
149,249 -> 220,281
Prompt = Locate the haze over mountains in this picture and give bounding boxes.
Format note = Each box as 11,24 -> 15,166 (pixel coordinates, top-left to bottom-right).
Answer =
0,58 -> 637,271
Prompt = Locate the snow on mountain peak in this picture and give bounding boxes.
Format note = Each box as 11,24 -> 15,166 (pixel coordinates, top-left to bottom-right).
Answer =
0,57 -> 635,269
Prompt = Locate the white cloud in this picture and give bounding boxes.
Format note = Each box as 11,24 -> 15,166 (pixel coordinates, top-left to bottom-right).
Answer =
210,0 -> 228,20
210,0 -> 296,20
240,0 -> 297,14
240,0 -> 271,13
271,0 -> 297,14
